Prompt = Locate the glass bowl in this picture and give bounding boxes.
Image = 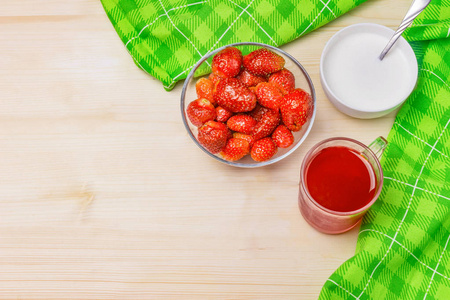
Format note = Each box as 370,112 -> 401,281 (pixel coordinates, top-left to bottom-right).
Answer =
180,42 -> 316,168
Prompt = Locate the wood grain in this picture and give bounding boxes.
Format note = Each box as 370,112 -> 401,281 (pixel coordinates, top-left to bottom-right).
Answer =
0,0 -> 411,299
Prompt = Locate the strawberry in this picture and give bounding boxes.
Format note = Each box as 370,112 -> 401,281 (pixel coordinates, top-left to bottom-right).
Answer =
254,82 -> 283,110
243,48 -> 285,76
248,104 -> 270,122
251,137 -> 278,162
280,88 -> 312,132
233,132 -> 255,148
209,73 -> 222,87
196,78 -> 214,103
252,109 -> 280,141
213,77 -> 257,113
215,106 -> 233,123
272,125 -> 294,148
212,47 -> 242,78
197,121 -> 229,154
236,69 -> 267,87
268,68 -> 295,95
186,98 -> 216,127
227,114 -> 257,135
220,138 -> 250,161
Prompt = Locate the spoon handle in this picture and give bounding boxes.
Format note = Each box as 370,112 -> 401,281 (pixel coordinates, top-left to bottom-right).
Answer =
379,0 -> 431,60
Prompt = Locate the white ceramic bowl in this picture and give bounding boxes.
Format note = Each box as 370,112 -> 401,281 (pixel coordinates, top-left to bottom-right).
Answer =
320,23 -> 418,119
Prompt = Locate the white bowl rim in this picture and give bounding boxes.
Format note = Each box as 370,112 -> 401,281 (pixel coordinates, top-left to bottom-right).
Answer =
320,23 -> 418,113
180,42 -> 317,168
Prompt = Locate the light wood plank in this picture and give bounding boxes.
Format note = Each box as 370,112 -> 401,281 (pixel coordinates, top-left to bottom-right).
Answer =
0,0 -> 411,298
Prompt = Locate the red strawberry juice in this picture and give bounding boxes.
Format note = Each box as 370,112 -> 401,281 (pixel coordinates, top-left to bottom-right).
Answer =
304,146 -> 376,212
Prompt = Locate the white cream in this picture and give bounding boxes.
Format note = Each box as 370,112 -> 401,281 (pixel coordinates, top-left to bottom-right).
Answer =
321,25 -> 417,113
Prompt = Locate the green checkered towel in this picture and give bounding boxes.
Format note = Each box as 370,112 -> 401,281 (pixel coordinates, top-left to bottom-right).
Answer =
320,2 -> 450,300
100,0 -> 368,91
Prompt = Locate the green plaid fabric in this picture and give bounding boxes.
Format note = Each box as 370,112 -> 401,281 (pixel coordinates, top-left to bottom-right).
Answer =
100,0 -> 368,91
320,2 -> 450,300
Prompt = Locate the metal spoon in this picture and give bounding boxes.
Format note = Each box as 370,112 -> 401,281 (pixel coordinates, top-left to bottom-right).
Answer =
379,0 -> 431,60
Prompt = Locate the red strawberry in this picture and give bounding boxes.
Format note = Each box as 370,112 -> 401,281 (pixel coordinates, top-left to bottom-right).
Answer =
209,73 -> 222,86
215,106 -> 233,122
220,138 -> 250,161
196,78 -> 214,103
251,137 -> 278,162
268,68 -> 295,95
248,104 -> 270,122
197,121 -> 229,154
280,88 -> 312,132
212,47 -> 242,78
186,98 -> 216,127
252,109 -> 280,141
243,48 -> 285,76
236,69 -> 267,87
233,132 -> 255,148
272,125 -> 294,148
213,77 -> 257,113
254,82 -> 283,110
227,114 -> 257,135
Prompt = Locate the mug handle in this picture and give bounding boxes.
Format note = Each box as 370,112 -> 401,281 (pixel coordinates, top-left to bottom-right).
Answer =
367,136 -> 388,159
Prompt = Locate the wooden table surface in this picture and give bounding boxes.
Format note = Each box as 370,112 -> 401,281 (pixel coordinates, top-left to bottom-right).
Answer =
1,1 -> 411,299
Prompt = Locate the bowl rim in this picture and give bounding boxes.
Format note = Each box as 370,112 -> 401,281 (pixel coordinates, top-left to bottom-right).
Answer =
181,42 -> 316,168
319,23 -> 418,114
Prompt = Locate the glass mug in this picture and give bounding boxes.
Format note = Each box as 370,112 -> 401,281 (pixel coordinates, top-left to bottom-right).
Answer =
298,137 -> 387,234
